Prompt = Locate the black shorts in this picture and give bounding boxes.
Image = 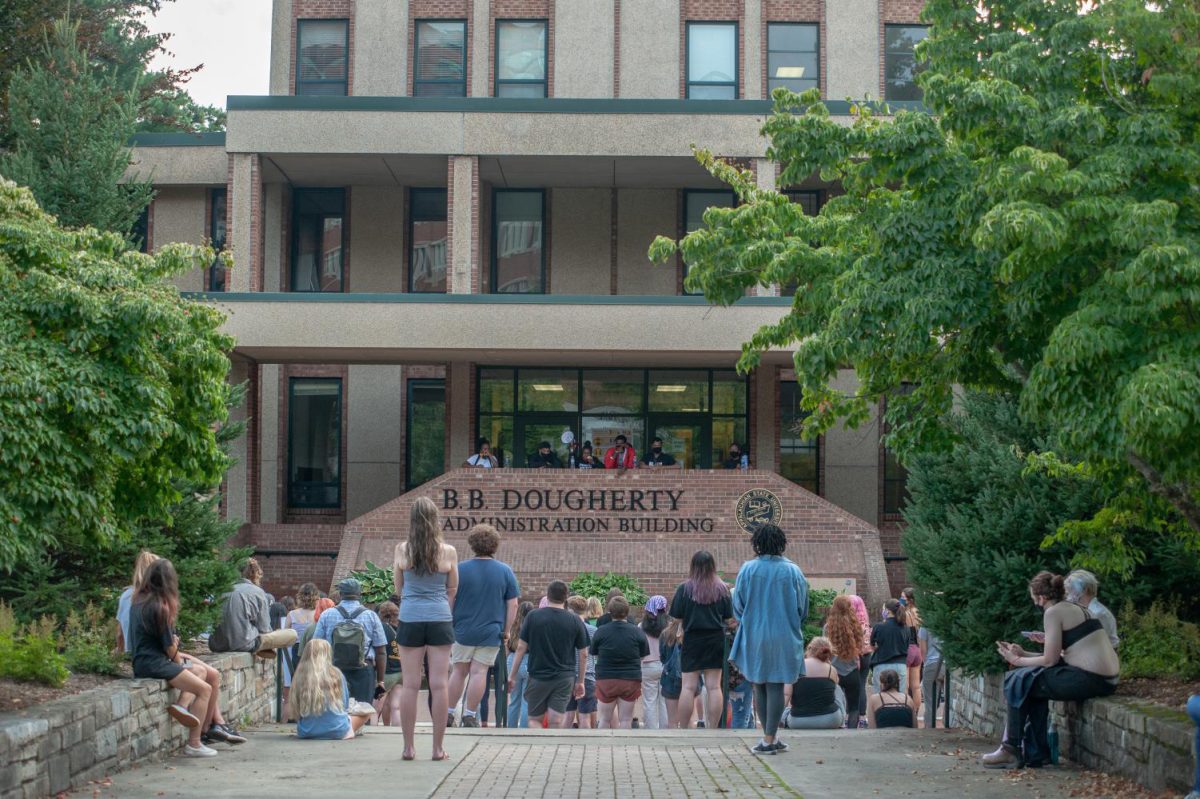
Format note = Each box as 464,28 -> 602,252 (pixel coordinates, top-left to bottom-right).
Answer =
395,620 -> 455,648
681,629 -> 726,673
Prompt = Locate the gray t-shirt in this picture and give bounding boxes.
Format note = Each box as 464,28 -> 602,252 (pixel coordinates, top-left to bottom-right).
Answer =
917,627 -> 941,664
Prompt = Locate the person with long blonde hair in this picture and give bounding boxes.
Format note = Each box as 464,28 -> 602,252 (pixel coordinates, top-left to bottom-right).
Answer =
393,496 -> 458,761
901,587 -> 924,717
823,595 -> 866,729
288,639 -> 372,740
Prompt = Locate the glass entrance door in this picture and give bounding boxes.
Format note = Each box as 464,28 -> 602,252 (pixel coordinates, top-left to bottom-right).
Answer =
515,414 -> 577,467
649,415 -> 711,469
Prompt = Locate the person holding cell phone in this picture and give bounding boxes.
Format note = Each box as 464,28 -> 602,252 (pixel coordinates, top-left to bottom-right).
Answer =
981,571 -> 1120,770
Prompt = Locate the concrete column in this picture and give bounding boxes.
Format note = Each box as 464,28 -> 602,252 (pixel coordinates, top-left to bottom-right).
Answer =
471,0 -> 490,97
448,362 -> 472,466
754,366 -> 777,472
743,0 -> 763,100
822,369 -> 880,525
262,184 -> 283,292
619,0 -> 680,98
447,156 -> 479,294
826,0 -> 880,100
354,0 -> 408,95
347,366 -> 403,519
554,0 -> 614,98
259,364 -> 280,524
269,0 -> 292,95
227,153 -> 261,292
224,358 -> 252,524
755,158 -> 781,297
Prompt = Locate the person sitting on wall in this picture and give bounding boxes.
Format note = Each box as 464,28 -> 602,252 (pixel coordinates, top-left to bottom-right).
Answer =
1065,570 -> 1119,649
208,558 -> 298,659
604,435 -> 638,470
722,443 -> 749,469
528,441 -> 562,468
463,437 -> 499,468
577,442 -> 604,469
641,437 -> 677,468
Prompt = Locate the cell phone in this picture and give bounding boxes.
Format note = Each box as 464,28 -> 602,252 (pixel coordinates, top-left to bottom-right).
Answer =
374,685 -> 386,700
1021,631 -> 1045,641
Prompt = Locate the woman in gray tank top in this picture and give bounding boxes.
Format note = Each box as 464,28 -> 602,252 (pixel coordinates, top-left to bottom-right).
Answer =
392,496 -> 459,762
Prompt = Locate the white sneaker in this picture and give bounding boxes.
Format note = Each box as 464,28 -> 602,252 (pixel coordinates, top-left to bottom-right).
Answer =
183,743 -> 217,758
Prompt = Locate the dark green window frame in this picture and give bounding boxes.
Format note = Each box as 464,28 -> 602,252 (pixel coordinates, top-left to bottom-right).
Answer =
779,381 -> 820,494
884,24 -> 929,101
882,381 -> 917,514
208,188 -> 227,292
406,378 -> 447,490
408,188 -> 448,293
490,188 -> 546,294
413,19 -> 468,98
766,22 -> 819,96
295,19 -> 350,96
686,21 -> 739,99
683,189 -> 736,296
287,377 -> 343,509
290,188 -> 346,293
494,19 -> 548,98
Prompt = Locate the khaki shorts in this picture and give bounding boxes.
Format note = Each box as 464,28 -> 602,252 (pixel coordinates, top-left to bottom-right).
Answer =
451,643 -> 500,666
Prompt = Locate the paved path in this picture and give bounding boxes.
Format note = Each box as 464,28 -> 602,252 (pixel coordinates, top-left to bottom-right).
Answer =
84,726 -> 1095,799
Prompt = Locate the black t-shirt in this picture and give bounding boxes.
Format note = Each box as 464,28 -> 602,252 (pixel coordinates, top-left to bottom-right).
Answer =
520,606 -> 590,681
527,451 -> 562,468
595,613 -> 612,628
590,620 -> 650,680
670,583 -> 733,632
641,450 -> 677,466
129,600 -> 174,663
384,623 -> 401,674
870,619 -> 910,665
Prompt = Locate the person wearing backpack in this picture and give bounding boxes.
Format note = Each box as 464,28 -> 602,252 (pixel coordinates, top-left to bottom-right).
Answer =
311,577 -> 388,705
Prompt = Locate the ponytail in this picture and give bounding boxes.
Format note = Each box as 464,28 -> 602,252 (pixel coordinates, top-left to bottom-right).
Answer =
885,598 -> 907,626
1030,571 -> 1066,602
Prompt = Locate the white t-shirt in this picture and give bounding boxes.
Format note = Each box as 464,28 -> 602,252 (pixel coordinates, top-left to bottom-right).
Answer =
466,454 -> 495,468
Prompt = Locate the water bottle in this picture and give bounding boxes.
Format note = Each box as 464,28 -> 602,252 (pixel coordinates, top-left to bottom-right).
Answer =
1047,719 -> 1060,764
740,453 -> 749,470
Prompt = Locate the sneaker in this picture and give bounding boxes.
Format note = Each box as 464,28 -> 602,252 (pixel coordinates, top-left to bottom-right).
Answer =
459,715 -> 480,728
183,743 -> 217,758
981,745 -> 1021,769
168,704 -> 200,729
447,713 -> 457,728
207,723 -> 246,744
772,740 -> 789,753
750,741 -> 776,756
857,718 -> 868,729
696,721 -> 706,728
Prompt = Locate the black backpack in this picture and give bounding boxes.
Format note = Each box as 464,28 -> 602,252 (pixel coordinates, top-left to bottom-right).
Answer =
331,606 -> 367,670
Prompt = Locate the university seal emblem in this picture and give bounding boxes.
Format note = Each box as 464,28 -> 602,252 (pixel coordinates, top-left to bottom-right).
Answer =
735,488 -> 783,532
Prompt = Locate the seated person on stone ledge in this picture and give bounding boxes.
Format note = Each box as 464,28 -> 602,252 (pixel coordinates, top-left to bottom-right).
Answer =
528,440 -> 562,468
209,558 -> 299,659
722,442 -> 749,469
982,570 -> 1119,770
604,434 -> 638,470
463,436 -> 499,468
641,437 -> 677,468
575,442 -> 604,469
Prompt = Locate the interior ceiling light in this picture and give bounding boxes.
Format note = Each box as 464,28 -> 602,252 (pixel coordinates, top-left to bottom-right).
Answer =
776,67 -> 806,78
531,384 -> 565,391
655,385 -> 688,392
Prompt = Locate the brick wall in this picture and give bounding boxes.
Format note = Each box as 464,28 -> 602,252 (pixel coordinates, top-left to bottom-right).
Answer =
245,522 -> 345,598
289,0 -> 356,96
334,467 -> 891,608
681,0 -> 746,99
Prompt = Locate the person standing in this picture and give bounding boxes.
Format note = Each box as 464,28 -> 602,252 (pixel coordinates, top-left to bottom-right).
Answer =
447,524 -> 519,728
282,583 -> 320,717
563,595 -> 599,729
527,441 -> 562,468
604,435 -> 638,470
393,496 -> 459,761
729,524 -> 808,754
590,597 -> 650,729
670,551 -> 734,729
870,600 -> 911,695
919,624 -> 945,729
376,601 -> 402,725
901,587 -> 924,713
848,594 -> 874,726
824,594 -> 865,730
639,595 -> 669,729
208,558 -> 298,658
311,578 -> 388,706
508,580 -> 590,729
505,601 -> 535,728
641,437 -> 677,468
463,437 -> 499,468
595,587 -> 624,628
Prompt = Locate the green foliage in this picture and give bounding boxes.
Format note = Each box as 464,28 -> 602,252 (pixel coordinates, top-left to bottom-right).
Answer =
349,561 -> 396,606
0,610 -> 70,687
568,572 -> 648,607
0,179 -> 236,573
802,588 -> 840,641
62,604 -> 122,676
1,17 -> 154,237
1118,602 -> 1200,681
652,0 -> 1200,553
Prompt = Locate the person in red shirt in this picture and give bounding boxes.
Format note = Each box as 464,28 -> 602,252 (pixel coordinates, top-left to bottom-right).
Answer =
604,435 -> 637,470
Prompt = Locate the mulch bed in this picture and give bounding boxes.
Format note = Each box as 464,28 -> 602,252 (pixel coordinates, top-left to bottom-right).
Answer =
0,668 -> 128,715
1116,676 -> 1200,713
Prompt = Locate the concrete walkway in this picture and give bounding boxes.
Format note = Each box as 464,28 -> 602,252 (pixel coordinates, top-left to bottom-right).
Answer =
85,726 -> 1091,799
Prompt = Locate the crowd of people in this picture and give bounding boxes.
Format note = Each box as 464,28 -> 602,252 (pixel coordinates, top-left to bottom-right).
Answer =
116,499 -> 1138,767
462,435 -> 752,471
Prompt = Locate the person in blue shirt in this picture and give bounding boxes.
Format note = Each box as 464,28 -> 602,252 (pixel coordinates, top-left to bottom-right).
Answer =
729,523 -> 809,756
311,577 -> 388,704
447,524 -> 519,728
288,639 -> 373,740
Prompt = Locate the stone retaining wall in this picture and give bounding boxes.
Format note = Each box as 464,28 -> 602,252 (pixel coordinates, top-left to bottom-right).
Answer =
0,653 -> 274,799
950,670 -> 1195,793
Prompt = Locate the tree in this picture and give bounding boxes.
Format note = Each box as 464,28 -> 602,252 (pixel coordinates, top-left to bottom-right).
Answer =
650,0 -> 1200,554
0,178 -> 235,573
2,17 -> 154,237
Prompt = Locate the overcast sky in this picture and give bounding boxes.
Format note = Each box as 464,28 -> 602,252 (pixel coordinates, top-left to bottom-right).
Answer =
147,0 -> 272,109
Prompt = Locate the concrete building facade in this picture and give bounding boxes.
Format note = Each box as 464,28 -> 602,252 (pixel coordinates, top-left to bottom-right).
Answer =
132,0 -> 929,600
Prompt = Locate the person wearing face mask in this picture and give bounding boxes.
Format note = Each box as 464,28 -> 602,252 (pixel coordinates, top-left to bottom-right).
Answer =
641,437 -> 677,468
528,441 -> 562,469
723,443 -> 749,470
604,435 -> 637,470
576,442 -> 603,469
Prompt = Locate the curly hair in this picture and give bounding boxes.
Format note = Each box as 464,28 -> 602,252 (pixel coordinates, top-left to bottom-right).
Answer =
467,524 -> 500,557
825,595 -> 865,661
750,524 -> 787,557
805,636 -> 834,662
1029,571 -> 1066,602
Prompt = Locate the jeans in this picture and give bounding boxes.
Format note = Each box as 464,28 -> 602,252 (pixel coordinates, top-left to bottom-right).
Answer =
506,651 -> 529,728
641,661 -> 666,729
922,659 -> 945,729
873,663 -> 908,695
1186,694 -> 1200,794
729,689 -> 755,729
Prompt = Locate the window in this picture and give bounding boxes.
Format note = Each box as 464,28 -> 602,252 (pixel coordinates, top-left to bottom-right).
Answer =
683,190 -> 735,295
495,20 -> 547,98
130,205 -> 150,253
406,379 -> 446,489
781,190 -> 824,296
208,188 -> 227,292
687,22 -> 738,99
882,381 -> 917,514
296,19 -> 349,96
414,20 -> 467,97
884,25 -> 928,101
491,190 -> 544,293
780,382 -> 819,494
409,188 -> 447,292
291,189 -> 345,292
767,23 -> 818,96
288,378 -> 342,508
